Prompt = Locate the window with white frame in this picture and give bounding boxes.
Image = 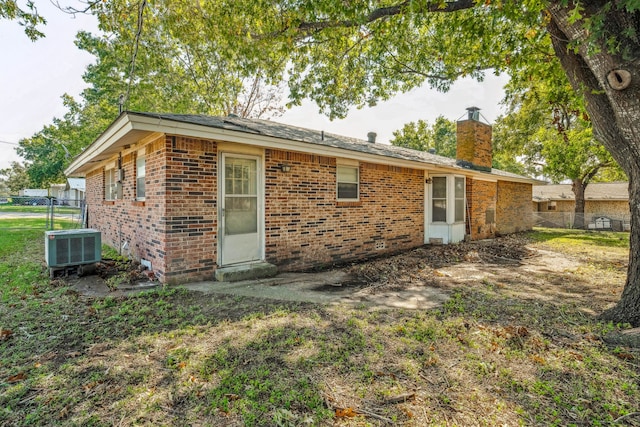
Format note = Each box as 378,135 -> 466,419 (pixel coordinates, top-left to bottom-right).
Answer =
104,167 -> 121,201
454,177 -> 465,222
136,150 -> 146,201
337,165 -> 359,200
431,175 -> 466,223
431,177 -> 447,222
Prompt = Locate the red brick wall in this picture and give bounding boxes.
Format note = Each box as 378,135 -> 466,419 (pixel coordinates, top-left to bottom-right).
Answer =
86,134 -> 218,284
162,136 -> 218,283
84,131 -> 529,282
466,179 -> 497,240
86,135 -> 169,279
264,149 -> 425,271
496,181 -> 533,234
456,120 -> 492,170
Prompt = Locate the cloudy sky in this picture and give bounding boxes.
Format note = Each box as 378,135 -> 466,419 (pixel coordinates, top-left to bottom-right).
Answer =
0,1 -> 509,171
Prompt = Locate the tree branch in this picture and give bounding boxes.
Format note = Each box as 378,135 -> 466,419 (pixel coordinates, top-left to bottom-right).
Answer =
258,0 -> 476,38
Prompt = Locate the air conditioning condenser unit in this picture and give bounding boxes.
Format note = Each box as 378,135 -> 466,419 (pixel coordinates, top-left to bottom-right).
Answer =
45,229 -> 102,272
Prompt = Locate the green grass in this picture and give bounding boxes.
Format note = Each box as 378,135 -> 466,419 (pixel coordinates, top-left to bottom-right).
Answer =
530,227 -> 630,249
1,226 -> 639,426
0,205 -> 81,214
0,218 -> 79,230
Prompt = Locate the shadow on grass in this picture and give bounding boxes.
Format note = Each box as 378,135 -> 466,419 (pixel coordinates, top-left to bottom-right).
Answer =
1,230 -> 639,426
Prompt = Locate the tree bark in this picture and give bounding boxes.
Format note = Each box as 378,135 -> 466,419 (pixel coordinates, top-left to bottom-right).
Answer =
547,3 -> 640,325
571,178 -> 586,229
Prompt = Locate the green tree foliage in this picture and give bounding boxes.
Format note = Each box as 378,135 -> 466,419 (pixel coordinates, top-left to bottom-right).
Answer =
493,50 -> 625,227
390,116 -> 456,158
391,119 -> 432,152
17,0 -> 285,187
74,1 -> 285,117
0,162 -> 32,194
0,0 -> 46,40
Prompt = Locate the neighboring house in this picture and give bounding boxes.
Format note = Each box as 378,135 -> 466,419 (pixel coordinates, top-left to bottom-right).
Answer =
19,189 -> 48,197
49,183 -> 66,200
49,178 -> 86,206
65,178 -> 86,207
64,109 -> 536,284
532,182 -> 630,230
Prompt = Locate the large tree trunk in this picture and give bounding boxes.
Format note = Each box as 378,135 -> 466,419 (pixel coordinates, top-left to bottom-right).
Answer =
571,178 -> 586,229
547,3 -> 640,325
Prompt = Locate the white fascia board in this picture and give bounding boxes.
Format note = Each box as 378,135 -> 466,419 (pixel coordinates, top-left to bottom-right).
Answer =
65,114 -> 135,176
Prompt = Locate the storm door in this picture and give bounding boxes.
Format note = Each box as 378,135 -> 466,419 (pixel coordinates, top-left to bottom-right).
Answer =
220,154 -> 262,265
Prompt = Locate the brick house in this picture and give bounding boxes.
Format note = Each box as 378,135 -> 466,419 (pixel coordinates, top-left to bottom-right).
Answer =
64,109 -> 535,284
533,182 -> 630,230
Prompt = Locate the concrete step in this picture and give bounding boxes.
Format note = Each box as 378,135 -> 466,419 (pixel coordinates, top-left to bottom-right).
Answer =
214,262 -> 278,282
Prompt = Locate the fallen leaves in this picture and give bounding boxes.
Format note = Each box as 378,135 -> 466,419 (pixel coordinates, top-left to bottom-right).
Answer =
344,234 -> 534,292
0,329 -> 13,341
616,352 -> 635,361
7,372 -> 26,383
335,407 -> 357,418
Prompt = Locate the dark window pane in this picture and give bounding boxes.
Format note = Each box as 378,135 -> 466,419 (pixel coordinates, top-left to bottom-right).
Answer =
338,183 -> 358,199
455,199 -> 465,222
432,199 -> 447,222
432,177 -> 447,199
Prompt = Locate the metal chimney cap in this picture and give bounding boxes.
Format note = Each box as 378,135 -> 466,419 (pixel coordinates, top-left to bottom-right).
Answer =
466,106 -> 481,121
367,132 -> 377,143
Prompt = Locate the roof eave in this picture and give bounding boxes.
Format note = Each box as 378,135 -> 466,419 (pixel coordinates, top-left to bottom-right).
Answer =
66,112 -> 538,184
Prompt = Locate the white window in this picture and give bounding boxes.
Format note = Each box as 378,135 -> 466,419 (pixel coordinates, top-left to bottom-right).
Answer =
432,177 -> 447,222
136,151 -> 146,201
104,168 -> 121,201
455,177 -> 465,222
548,201 -> 557,211
431,175 -> 465,223
337,165 -> 359,200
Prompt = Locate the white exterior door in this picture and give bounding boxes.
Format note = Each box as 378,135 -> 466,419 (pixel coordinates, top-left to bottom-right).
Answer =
220,154 -> 263,266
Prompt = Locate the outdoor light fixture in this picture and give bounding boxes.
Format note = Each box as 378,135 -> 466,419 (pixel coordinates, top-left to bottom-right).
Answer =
425,178 -> 433,184
280,163 -> 292,173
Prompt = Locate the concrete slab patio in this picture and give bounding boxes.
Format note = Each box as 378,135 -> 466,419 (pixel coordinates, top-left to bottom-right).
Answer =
71,269 -> 450,310
182,270 -> 450,310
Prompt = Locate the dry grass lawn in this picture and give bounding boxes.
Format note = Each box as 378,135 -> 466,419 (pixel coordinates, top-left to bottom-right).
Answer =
1,227 -> 638,426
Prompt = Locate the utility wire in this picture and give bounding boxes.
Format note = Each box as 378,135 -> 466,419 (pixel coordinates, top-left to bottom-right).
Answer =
122,0 -> 147,111
0,140 -> 19,146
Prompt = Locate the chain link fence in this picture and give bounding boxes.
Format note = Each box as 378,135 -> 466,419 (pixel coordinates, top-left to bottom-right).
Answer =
0,196 -> 86,230
533,211 -> 631,231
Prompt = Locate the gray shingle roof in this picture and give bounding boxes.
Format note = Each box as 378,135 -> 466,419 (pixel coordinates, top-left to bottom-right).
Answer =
131,112 -> 534,182
533,182 -> 629,201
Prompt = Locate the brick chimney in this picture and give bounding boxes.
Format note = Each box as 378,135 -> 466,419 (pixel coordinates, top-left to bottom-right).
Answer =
456,107 -> 492,172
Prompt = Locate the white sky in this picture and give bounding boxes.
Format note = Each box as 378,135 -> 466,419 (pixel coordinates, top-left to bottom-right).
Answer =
0,2 -> 509,171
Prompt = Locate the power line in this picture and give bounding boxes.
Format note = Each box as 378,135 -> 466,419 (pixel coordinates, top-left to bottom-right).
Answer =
0,140 -> 19,146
